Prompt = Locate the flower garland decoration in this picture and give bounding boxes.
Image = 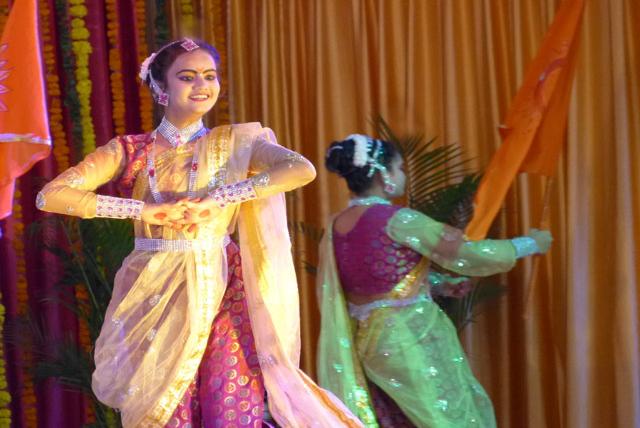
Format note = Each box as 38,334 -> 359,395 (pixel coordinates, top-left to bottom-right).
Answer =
0,290 -> 11,428
105,0 -> 126,136
40,0 -> 69,172
74,285 -> 95,424
10,189 -> 36,427
54,0 -> 83,163
134,0 -> 154,132
180,0 -> 195,35
209,0 -> 230,124
154,0 -> 170,49
69,0 -> 96,156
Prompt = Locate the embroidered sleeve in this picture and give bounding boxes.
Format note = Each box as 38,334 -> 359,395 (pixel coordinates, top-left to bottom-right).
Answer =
246,127 -> 316,198
36,139 -> 128,218
209,179 -> 258,208
95,195 -> 144,220
385,208 -> 519,277
206,127 -> 315,208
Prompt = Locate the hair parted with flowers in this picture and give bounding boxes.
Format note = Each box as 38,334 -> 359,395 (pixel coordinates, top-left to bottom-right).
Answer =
138,38 -> 212,106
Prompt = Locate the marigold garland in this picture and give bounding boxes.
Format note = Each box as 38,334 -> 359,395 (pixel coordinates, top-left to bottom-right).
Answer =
54,0 -> 83,163
40,0 -> 69,172
10,188 -> 36,427
180,0 -> 195,35
68,0 -> 95,156
73,284 -> 95,424
0,291 -> 11,428
154,0 -> 170,48
209,0 -> 230,125
105,0 -> 126,136
134,0 -> 154,132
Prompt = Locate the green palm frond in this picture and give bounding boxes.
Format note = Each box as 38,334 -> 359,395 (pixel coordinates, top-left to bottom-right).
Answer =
33,340 -> 93,394
24,216 -> 131,426
435,280 -> 506,332
288,220 -> 325,243
415,174 -> 480,225
373,116 -> 505,329
374,115 -> 477,223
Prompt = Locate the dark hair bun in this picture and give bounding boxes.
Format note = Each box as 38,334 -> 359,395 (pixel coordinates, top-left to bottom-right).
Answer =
325,136 -> 398,195
325,140 -> 356,177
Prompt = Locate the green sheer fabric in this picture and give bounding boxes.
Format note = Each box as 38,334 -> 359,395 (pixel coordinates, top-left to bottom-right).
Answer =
318,207 -> 521,427
317,222 -> 379,427
386,209 -> 517,277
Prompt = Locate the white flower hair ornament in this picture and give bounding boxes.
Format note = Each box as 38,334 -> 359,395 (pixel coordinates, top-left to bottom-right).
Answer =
138,53 -> 156,82
346,134 -> 397,194
348,134 -> 371,168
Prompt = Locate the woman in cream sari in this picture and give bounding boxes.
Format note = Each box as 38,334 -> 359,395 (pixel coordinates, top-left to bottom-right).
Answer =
37,38 -> 363,428
317,135 -> 552,427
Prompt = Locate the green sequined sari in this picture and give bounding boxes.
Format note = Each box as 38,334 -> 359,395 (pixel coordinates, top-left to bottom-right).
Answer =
318,208 -> 520,427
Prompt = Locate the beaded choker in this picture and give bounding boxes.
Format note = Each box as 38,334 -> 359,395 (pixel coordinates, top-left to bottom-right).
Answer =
157,117 -> 206,148
348,196 -> 392,207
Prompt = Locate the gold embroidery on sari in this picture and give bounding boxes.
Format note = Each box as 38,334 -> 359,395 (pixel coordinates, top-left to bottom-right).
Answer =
138,128 -> 232,427
208,125 -> 232,190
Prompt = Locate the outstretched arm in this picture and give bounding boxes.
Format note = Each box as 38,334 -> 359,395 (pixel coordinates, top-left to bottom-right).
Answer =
386,208 -> 551,277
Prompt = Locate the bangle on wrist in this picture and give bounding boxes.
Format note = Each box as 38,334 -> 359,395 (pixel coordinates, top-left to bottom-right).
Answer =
511,236 -> 540,258
96,195 -> 144,220
209,179 -> 257,208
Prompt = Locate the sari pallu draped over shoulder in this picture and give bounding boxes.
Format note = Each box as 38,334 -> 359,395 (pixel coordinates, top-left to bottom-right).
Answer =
91,123 -> 363,427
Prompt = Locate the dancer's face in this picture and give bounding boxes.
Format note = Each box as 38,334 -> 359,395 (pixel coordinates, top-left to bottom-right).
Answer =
164,49 -> 220,119
387,154 -> 407,197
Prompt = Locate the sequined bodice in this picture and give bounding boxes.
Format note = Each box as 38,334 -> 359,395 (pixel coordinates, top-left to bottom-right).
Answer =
333,204 -> 423,295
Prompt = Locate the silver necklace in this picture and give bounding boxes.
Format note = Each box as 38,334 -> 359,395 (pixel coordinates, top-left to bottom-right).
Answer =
146,130 -> 201,203
348,195 -> 392,207
157,116 -> 206,148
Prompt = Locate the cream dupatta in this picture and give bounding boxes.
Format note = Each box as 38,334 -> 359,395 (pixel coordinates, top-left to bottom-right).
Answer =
92,125 -> 238,427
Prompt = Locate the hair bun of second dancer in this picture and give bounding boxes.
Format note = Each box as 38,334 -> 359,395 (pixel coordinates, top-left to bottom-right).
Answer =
325,137 -> 397,194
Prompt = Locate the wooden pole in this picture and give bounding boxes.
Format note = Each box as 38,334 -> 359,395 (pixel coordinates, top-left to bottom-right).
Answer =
523,176 -> 553,317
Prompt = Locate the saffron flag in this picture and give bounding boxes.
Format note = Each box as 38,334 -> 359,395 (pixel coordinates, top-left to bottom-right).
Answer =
465,0 -> 585,240
0,0 -> 51,219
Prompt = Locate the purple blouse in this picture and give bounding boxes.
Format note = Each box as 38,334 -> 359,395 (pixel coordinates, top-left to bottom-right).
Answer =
333,204 -> 422,296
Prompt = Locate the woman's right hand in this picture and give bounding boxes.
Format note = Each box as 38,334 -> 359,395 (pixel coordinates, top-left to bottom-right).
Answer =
140,201 -> 189,229
528,229 -> 553,254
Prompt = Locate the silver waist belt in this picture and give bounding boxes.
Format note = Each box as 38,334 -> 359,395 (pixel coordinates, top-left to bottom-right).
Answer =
134,236 -> 231,252
348,293 -> 432,321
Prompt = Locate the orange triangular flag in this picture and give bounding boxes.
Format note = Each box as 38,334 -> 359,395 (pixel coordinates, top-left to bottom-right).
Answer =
465,0 -> 585,240
0,0 -> 51,219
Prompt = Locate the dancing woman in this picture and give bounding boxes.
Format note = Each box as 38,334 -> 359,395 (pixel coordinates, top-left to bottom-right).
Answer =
317,134 -> 552,427
37,38 -> 362,428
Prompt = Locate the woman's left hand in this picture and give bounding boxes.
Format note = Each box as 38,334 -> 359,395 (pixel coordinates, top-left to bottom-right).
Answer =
181,197 -> 223,233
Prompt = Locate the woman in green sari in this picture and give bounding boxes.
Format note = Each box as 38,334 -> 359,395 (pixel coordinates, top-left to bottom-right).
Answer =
317,134 -> 552,427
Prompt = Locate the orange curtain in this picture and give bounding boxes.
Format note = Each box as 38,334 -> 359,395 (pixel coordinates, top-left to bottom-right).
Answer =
179,1 -> 639,426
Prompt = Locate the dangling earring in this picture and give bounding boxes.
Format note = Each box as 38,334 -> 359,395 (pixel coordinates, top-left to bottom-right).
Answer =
380,169 -> 396,194
157,92 -> 169,106
150,78 -> 169,106
384,182 -> 397,194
